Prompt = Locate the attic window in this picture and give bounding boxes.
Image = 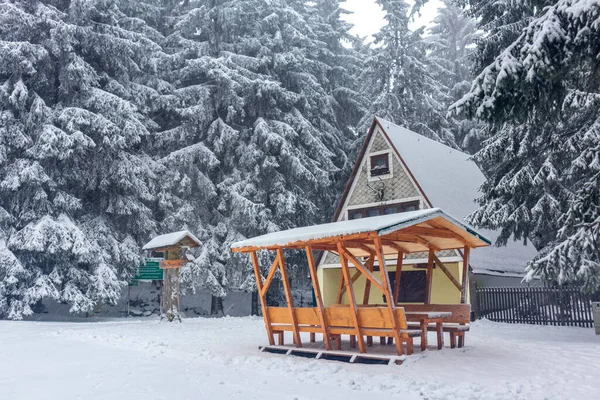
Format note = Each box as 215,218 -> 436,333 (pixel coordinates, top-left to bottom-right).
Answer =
370,153 -> 390,176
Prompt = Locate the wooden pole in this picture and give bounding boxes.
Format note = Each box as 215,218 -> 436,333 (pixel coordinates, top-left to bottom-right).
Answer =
337,242 -> 366,353
362,254 -> 375,305
373,237 -> 403,355
425,249 -> 434,304
251,251 -> 275,345
277,248 -> 302,348
161,249 -> 181,322
335,271 -> 345,304
393,251 -> 404,304
461,246 -> 471,304
305,245 -> 331,350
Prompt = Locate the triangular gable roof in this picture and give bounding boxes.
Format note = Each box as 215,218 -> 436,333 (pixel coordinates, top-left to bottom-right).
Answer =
231,208 -> 490,252
332,117 -> 537,275
142,230 -> 202,251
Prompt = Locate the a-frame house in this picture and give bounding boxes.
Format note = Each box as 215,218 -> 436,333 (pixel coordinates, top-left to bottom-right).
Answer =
316,117 -> 538,306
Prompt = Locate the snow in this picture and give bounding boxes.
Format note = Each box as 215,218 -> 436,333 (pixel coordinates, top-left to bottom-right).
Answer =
231,208 -> 490,250
142,230 -> 201,251
377,117 -> 539,275
1,317 -> 599,399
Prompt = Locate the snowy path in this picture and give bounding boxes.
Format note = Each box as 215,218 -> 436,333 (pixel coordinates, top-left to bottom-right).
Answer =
1,317 -> 599,399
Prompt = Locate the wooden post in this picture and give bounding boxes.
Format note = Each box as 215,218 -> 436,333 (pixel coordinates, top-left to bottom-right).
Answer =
373,237 -> 403,355
461,246 -> 471,304
362,254 -> 375,346
251,251 -> 275,345
277,248 -> 302,348
337,242 -> 366,353
161,249 -> 181,322
393,251 -> 404,304
424,249 -> 434,304
305,245 -> 331,350
362,254 -> 375,305
335,271 -> 345,304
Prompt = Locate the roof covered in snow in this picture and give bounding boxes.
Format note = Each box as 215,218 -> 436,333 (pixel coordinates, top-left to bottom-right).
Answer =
142,230 -> 201,251
376,117 -> 538,275
231,208 -> 490,251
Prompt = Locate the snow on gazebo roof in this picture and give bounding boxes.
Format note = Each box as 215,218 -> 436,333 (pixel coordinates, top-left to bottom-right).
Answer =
231,208 -> 490,251
142,230 -> 201,251
375,117 -> 538,275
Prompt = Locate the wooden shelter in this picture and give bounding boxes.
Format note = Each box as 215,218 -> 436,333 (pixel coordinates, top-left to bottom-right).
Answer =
231,208 -> 489,357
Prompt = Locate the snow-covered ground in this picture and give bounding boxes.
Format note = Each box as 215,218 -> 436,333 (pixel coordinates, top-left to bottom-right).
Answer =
1,317 -> 599,399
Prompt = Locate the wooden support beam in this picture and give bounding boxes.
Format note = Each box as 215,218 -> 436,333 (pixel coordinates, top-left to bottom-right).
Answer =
362,254 -> 375,305
250,251 -> 275,345
340,247 -> 385,294
393,251 -> 404,303
260,255 -> 281,298
338,267 -> 366,298
277,248 -> 302,348
335,269 -> 345,304
461,246 -> 470,304
424,249 -> 434,304
415,236 -> 440,252
401,226 -> 467,241
373,237 -> 403,356
380,239 -> 411,254
342,242 -> 374,254
337,242 -> 366,354
232,231 -> 379,253
432,253 -> 461,291
305,244 -> 331,350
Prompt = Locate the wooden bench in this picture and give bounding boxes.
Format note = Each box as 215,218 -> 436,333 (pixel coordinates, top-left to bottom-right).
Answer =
401,304 -> 471,348
267,306 -> 421,355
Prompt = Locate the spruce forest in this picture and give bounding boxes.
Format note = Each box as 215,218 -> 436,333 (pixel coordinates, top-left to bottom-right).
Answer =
0,0 -> 598,319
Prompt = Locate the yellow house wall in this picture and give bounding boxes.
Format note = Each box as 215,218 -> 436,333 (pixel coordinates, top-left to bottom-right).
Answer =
318,262 -> 468,306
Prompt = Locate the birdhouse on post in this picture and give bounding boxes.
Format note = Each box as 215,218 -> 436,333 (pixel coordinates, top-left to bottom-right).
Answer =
142,230 -> 201,322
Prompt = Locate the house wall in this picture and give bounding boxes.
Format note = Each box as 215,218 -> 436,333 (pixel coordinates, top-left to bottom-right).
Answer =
318,262 -> 467,307
320,126 -> 456,267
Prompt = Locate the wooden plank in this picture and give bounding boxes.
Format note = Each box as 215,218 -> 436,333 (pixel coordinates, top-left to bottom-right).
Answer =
341,247 -> 385,294
335,271 -> 345,304
373,237 -> 403,356
424,249 -> 434,304
305,244 -> 331,350
362,254 -> 375,305
380,239 -> 411,254
461,246 -> 470,303
251,251 -> 275,345
260,255 -> 281,298
393,251 -> 404,303
277,248 -> 302,348
432,253 -> 461,291
401,226 -> 467,241
337,242 -> 366,353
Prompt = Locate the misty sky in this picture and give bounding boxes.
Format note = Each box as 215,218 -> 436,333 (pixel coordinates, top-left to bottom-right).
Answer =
342,0 -> 443,40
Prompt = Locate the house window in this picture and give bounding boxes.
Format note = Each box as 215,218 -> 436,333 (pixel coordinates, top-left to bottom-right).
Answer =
387,270 -> 427,303
348,201 -> 420,220
370,153 -> 390,176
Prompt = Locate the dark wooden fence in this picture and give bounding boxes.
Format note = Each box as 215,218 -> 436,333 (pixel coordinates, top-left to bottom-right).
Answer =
474,286 -> 597,327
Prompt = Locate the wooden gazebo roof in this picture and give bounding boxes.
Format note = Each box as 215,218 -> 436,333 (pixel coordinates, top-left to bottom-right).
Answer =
231,208 -> 490,256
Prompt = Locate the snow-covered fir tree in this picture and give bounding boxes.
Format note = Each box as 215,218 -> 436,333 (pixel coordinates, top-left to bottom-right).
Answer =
153,0 -> 366,311
452,0 -> 600,291
0,0 -> 166,319
427,1 -> 483,153
358,0 -> 457,147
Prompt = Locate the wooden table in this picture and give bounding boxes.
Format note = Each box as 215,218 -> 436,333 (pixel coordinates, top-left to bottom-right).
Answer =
405,311 -> 452,351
